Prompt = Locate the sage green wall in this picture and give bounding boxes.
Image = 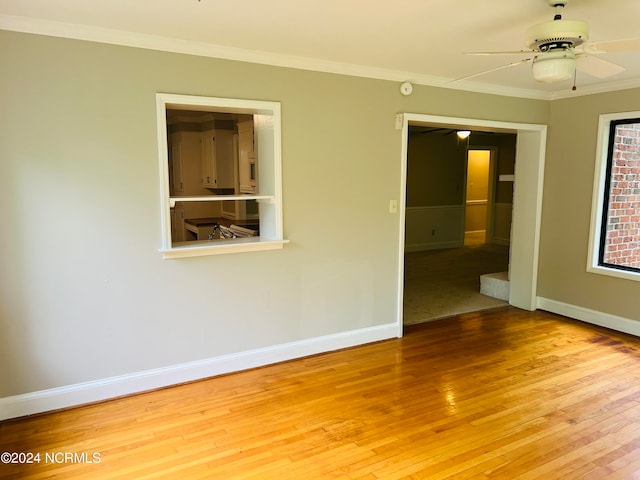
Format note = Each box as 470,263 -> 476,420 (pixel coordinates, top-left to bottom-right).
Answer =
0,30 -> 548,398
406,131 -> 465,207
539,87 -> 640,320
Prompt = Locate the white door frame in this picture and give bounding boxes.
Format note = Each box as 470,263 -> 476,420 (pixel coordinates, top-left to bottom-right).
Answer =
395,113 -> 547,337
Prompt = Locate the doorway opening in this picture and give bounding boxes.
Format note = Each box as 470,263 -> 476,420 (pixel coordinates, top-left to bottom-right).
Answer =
403,129 -> 513,324
395,114 -> 547,335
464,148 -> 493,246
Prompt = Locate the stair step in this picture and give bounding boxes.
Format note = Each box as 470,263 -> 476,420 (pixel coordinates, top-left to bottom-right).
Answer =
480,271 -> 510,301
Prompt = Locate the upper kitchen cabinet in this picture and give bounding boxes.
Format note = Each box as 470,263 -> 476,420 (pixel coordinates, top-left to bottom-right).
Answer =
167,109 -> 236,194
201,128 -> 234,191
238,118 -> 258,194
168,130 -> 204,196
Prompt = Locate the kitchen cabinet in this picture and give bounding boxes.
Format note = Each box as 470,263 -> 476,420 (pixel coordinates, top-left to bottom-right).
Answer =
169,134 -> 184,195
220,125 -> 259,220
238,119 -> 257,194
171,204 -> 186,242
169,131 -> 204,196
201,129 -> 234,190
201,129 -> 216,189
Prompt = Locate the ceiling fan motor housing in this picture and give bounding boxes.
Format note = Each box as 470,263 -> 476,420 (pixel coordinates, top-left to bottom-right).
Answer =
526,19 -> 589,51
526,19 -> 589,82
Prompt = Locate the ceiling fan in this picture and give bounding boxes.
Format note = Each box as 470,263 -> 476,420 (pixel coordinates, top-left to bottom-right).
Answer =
460,0 -> 640,85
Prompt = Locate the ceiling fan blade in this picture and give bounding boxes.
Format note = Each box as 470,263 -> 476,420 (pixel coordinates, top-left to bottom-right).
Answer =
465,50 -> 537,56
583,38 -> 640,54
576,55 -> 626,78
450,58 -> 533,83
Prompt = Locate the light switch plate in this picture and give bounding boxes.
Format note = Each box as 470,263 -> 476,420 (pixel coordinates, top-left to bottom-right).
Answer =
389,199 -> 398,213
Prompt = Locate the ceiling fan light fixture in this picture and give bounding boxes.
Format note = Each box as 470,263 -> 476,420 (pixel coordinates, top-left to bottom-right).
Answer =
456,130 -> 471,139
532,50 -> 576,82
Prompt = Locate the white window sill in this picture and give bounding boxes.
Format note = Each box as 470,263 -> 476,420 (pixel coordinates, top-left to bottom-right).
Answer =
160,237 -> 289,259
587,264 -> 640,282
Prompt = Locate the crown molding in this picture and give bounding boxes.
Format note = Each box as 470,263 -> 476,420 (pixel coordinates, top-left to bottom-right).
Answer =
435,77 -> 552,100
2,14 -> 637,102
549,76 -> 640,100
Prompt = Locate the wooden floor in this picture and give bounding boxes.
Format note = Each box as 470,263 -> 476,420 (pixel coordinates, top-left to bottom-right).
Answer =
2,307 -> 640,479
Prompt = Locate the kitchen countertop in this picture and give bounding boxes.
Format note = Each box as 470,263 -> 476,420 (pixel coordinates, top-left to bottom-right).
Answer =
185,217 -> 259,227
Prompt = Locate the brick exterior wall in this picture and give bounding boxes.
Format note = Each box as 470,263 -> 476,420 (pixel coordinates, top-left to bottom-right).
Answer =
602,122 -> 640,269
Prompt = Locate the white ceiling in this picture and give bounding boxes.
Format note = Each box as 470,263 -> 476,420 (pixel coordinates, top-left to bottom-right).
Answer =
2,0 -> 640,99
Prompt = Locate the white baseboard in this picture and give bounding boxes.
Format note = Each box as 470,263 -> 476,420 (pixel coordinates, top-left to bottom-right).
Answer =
0,323 -> 399,421
537,297 -> 640,337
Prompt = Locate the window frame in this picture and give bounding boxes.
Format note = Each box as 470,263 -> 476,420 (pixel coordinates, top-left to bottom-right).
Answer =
587,111 -> 640,281
156,93 -> 286,259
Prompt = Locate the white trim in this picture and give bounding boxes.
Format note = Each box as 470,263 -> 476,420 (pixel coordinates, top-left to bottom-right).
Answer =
396,114 -> 409,337
156,93 -> 285,258
537,297 -> 640,337
0,323 -> 398,421
169,195 -> 275,208
160,238 -> 289,259
587,112 -> 618,275
550,77 -> 640,101
402,114 -> 546,138
587,111 -> 640,282
510,129 -> 547,310
588,264 -> 640,282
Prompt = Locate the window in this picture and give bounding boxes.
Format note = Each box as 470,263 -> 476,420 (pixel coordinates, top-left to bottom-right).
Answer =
156,93 -> 286,258
588,112 -> 640,280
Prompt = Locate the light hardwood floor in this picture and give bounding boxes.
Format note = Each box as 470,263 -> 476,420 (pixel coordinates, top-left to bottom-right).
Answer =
2,307 -> 640,479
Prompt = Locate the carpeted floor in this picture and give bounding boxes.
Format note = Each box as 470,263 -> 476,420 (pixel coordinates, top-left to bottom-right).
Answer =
403,243 -> 509,325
